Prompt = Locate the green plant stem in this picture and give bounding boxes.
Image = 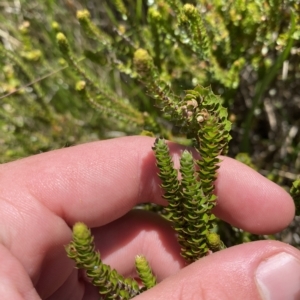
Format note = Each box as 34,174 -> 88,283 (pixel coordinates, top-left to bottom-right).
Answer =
66,222 -> 140,299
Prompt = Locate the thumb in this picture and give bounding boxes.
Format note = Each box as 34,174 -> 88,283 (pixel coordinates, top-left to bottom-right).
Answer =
135,240 -> 300,300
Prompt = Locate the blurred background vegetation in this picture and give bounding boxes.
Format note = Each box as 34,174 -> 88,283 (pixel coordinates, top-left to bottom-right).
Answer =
0,0 -> 300,246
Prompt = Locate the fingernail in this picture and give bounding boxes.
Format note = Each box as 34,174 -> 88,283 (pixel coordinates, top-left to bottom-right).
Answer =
255,252 -> 300,300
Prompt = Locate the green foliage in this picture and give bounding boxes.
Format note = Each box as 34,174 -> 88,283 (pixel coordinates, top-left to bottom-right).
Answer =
152,84 -> 231,262
291,180 -> 300,216
56,31 -> 145,129
66,222 -> 155,299
1,0 -> 299,165
1,0 -> 300,298
179,4 -> 210,60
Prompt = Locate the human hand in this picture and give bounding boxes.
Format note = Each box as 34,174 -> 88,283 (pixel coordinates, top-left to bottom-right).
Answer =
0,136 -> 297,299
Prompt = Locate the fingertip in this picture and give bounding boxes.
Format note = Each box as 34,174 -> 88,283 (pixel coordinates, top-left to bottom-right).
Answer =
134,241 -> 300,300
214,157 -> 295,234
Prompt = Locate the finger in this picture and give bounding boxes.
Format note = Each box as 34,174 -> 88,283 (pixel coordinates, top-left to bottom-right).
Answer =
0,136 -> 294,232
134,240 -> 300,300
0,193 -> 73,298
0,244 -> 40,300
214,156 -> 295,233
46,270 -> 85,300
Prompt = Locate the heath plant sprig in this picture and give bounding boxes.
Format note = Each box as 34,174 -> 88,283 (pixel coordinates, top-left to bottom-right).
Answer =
133,45 -> 231,261
56,32 -> 148,132
151,85 -> 231,262
178,4 -> 210,60
135,255 -> 157,290
66,222 -> 156,299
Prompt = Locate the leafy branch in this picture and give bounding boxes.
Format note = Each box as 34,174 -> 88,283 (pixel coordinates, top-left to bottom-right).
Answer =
66,222 -> 156,299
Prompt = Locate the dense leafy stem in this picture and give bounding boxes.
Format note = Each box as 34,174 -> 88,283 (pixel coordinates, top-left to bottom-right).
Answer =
151,85 -> 231,262
66,222 -> 158,299
135,255 -> 157,290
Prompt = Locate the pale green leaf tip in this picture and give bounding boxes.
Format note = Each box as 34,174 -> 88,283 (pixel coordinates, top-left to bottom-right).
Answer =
207,232 -> 222,251
77,9 -> 91,21
135,254 -> 146,263
134,48 -> 152,64
73,222 -> 90,239
56,32 -> 67,42
183,3 -> 197,15
76,80 -> 86,91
